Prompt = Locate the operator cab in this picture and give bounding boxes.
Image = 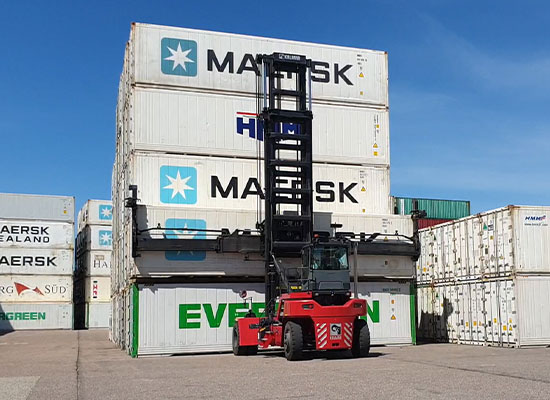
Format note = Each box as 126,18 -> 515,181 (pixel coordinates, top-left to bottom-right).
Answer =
283,239 -> 352,305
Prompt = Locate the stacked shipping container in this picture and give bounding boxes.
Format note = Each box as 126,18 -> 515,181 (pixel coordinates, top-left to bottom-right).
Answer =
416,205 -> 550,347
393,196 -> 471,229
0,193 -> 75,330
112,23 -> 417,356
74,200 -> 113,329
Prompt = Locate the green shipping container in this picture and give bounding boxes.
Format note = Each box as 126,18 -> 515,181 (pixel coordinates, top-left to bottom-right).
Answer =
393,197 -> 470,220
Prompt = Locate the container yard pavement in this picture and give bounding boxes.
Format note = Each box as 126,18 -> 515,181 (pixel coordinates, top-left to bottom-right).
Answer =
1,330 -> 550,400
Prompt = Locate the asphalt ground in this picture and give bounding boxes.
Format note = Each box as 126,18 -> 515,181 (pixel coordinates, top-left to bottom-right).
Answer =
1,329 -> 549,399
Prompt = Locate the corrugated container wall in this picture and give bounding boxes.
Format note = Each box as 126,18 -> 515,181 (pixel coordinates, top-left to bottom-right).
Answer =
74,200 -> 112,330
416,205 -> 550,348
111,23 -> 410,355
393,197 -> 470,220
0,193 -> 75,331
128,282 -> 414,356
129,23 -> 389,108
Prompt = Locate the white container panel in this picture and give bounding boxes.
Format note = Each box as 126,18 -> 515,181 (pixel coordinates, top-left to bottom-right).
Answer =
499,279 -> 518,346
77,225 -> 113,252
77,200 -> 113,231
0,193 -> 74,222
84,277 -> 111,302
516,276 -> 550,346
0,248 -> 73,275
132,87 -> 389,165
417,205 -> 550,284
0,303 -> 73,330
513,207 -> 550,273
130,23 -> 388,107
76,250 -> 111,277
86,302 -> 111,329
0,220 -> 74,249
136,281 -> 411,355
0,275 -> 72,303
130,153 -> 391,215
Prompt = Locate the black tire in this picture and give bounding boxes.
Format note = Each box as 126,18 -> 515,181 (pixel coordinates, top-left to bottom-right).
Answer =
284,321 -> 303,361
232,323 -> 257,356
351,318 -> 371,358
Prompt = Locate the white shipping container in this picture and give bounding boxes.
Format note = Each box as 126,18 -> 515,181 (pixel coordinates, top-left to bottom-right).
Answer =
128,23 -> 388,107
0,303 -> 73,330
0,219 -> 74,249
77,200 -> 113,232
76,250 -> 111,277
86,302 -> 111,329
416,205 -> 550,283
131,87 -> 389,166
121,207 -> 415,279
0,193 -> 74,223
0,275 -> 72,303
130,281 -> 412,356
77,225 -> 113,253
83,276 -> 111,302
127,152 -> 391,215
0,248 -> 73,275
417,276 -> 550,347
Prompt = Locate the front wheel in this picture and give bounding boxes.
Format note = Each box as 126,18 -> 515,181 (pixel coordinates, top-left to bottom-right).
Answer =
232,323 -> 258,356
284,321 -> 303,361
351,318 -> 371,358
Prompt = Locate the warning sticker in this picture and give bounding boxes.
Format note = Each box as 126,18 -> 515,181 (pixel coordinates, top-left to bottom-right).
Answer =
330,323 -> 342,340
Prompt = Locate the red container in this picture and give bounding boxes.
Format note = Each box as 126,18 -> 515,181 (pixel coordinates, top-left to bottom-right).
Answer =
417,218 -> 453,229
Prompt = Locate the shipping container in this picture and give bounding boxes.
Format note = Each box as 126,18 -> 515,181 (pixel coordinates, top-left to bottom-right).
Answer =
417,218 -> 453,230
130,87 -> 389,166
0,302 -> 73,331
76,225 -> 112,254
114,208 -> 415,286
0,248 -> 73,275
417,205 -> 550,284
83,276 -> 110,302
77,200 -> 113,232
394,197 -> 470,220
124,152 -> 391,215
0,219 -> 74,250
75,250 -> 111,277
127,23 -> 388,108
0,193 -> 74,222
114,281 -> 413,356
0,275 -> 72,303
417,275 -> 550,347
85,302 -> 111,329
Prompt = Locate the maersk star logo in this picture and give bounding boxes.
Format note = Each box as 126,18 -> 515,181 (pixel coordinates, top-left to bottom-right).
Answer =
98,204 -> 112,221
160,166 -> 197,204
99,230 -> 112,247
165,219 -> 206,261
161,38 -> 197,76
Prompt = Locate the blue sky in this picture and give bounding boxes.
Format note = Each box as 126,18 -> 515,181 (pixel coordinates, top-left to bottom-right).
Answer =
0,0 -> 548,214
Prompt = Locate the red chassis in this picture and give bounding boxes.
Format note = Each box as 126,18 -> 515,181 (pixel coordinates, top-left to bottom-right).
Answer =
236,292 -> 367,353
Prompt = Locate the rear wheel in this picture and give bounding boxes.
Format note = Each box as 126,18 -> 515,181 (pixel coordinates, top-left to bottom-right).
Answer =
232,323 -> 257,356
351,318 -> 371,358
284,321 -> 303,361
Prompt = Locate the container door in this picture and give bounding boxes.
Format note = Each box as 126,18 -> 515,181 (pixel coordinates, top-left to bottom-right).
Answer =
499,280 -> 517,347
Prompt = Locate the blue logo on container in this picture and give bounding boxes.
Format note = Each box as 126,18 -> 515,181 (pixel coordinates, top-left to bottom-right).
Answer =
99,230 -> 112,247
160,166 -> 197,205
165,219 -> 206,261
161,38 -> 197,76
98,204 -> 113,221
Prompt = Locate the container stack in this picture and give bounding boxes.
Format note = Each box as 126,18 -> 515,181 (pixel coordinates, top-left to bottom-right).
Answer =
74,200 -> 112,329
393,197 -> 470,229
416,205 -> 550,347
0,193 -> 74,331
112,23 -> 417,356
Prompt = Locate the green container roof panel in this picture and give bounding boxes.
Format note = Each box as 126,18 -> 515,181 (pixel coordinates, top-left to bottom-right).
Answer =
394,197 -> 470,220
